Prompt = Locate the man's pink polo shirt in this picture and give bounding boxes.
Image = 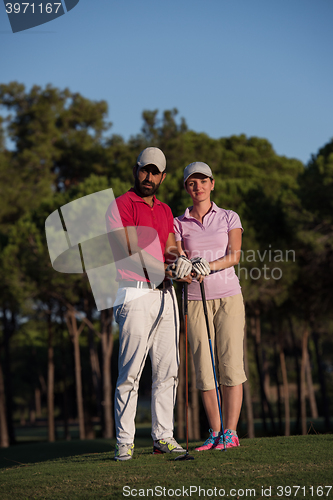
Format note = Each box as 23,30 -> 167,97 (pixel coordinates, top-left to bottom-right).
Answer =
174,203 -> 243,300
106,188 -> 174,282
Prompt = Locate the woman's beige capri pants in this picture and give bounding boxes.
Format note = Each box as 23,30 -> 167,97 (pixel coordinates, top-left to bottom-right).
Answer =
187,293 -> 247,390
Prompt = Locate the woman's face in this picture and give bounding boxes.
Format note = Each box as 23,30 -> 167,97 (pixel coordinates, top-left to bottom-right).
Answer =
185,173 -> 215,202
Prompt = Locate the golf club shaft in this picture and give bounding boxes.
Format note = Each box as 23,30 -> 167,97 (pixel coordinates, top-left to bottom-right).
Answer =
199,281 -> 226,449
174,282 -> 195,461
184,282 -> 189,453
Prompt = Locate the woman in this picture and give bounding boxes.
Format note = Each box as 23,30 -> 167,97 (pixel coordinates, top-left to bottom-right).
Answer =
174,162 -> 247,450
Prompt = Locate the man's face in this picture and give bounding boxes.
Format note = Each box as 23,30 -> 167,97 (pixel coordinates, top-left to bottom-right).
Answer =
134,164 -> 166,197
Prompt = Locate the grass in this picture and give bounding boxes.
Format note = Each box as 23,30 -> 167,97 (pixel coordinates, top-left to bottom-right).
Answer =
0,435 -> 332,499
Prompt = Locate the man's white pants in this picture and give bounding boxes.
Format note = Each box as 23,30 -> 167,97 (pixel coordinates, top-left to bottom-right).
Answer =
114,286 -> 179,444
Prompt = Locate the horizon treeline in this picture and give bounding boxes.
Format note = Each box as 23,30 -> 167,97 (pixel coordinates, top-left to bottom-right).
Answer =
0,82 -> 332,447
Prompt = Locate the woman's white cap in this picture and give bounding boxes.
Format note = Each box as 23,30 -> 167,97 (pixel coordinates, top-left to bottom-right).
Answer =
183,162 -> 213,184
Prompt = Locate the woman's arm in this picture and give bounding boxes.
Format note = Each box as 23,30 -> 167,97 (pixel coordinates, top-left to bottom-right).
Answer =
175,240 -> 187,257
209,228 -> 242,272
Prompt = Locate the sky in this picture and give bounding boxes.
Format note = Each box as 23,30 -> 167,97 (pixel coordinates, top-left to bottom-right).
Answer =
1,0 -> 333,164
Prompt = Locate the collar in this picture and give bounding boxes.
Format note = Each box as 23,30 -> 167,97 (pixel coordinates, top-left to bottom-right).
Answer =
183,201 -> 218,220
127,188 -> 161,206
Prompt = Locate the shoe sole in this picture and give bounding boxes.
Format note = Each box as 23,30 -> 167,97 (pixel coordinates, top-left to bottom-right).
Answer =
152,449 -> 165,455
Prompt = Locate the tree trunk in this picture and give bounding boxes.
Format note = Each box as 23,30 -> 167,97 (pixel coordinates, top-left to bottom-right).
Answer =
313,331 -> 330,430
243,323 -> 254,438
73,333 -> 85,439
101,309 -> 114,439
47,312 -> 55,442
0,360 -> 9,448
263,351 -> 271,403
60,326 -> 70,441
190,353 -> 200,440
66,310 -> 86,440
279,347 -> 290,436
30,407 -> 36,425
35,387 -> 42,417
2,307 -> 15,444
300,327 -> 309,435
251,314 -> 267,431
84,299 -> 102,420
273,344 -> 282,433
177,330 -> 185,440
251,312 -> 276,434
305,349 -> 318,419
289,316 -> 301,433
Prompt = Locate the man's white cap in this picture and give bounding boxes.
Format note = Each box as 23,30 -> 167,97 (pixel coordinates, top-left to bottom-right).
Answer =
137,147 -> 166,173
184,162 -> 213,184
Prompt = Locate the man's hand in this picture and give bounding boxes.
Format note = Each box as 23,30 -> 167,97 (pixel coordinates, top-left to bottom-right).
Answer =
166,255 -> 192,279
191,257 -> 211,276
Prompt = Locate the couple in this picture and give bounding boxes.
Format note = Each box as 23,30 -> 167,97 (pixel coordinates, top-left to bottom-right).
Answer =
106,147 -> 247,461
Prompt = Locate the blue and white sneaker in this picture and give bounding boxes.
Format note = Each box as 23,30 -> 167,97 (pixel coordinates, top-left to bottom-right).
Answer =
215,429 -> 240,450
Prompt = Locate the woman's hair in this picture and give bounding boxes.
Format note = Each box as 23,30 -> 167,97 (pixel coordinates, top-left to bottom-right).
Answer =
185,176 -> 213,187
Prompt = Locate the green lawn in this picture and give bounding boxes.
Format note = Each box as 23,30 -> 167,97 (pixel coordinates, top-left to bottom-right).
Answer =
0,435 -> 332,499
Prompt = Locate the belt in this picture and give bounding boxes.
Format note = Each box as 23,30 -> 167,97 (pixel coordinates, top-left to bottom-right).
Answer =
118,280 -> 172,291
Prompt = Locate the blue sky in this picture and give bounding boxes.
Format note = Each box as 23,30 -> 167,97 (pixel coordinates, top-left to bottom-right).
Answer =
1,0 -> 333,164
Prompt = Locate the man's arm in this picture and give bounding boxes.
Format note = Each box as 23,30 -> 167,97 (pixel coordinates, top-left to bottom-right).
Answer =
165,232 -> 178,265
167,240 -> 192,283
109,226 -> 166,281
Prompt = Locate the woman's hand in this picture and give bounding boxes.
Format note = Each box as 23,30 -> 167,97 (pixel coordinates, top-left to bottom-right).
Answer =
190,268 -> 206,283
191,257 -> 211,276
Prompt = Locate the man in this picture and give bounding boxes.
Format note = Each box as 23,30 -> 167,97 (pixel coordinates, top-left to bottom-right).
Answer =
106,147 -> 192,461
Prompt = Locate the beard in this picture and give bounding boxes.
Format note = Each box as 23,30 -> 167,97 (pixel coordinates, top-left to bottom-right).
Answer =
134,176 -> 161,197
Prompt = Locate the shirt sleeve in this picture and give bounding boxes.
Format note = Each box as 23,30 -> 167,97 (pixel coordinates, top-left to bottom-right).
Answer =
173,217 -> 182,242
105,195 -> 134,232
227,210 -> 244,233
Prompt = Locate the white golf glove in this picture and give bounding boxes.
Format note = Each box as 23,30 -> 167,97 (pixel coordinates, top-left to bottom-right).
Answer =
191,257 -> 211,276
167,255 -> 192,279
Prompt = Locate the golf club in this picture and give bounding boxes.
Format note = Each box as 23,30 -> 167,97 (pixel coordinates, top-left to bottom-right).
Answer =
199,280 -> 226,451
175,281 -> 194,461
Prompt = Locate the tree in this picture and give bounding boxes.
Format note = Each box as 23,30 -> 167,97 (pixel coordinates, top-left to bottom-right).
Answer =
0,359 -> 9,447
0,82 -> 110,193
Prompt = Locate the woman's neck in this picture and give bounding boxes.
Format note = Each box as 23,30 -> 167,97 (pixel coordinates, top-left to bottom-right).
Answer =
189,200 -> 212,223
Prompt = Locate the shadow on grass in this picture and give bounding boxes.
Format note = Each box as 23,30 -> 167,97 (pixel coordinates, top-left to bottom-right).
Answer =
0,436 -> 153,470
